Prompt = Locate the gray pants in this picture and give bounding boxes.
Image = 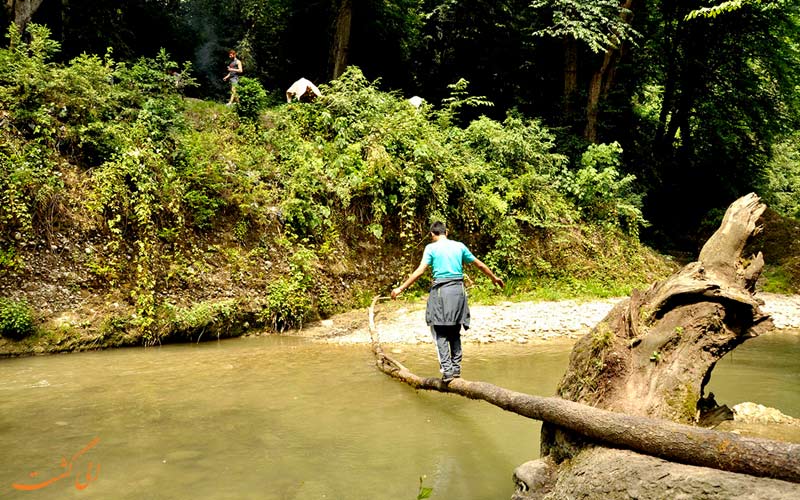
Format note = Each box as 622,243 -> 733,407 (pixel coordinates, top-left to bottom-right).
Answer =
431,324 -> 462,376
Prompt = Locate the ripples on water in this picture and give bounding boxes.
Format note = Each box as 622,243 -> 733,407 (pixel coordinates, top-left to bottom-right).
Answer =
0,332 -> 796,499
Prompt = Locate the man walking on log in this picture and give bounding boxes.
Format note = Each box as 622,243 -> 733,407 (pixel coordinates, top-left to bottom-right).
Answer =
391,221 -> 504,383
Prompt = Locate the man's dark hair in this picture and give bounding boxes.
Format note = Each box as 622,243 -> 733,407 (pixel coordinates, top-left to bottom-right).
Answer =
430,221 -> 447,235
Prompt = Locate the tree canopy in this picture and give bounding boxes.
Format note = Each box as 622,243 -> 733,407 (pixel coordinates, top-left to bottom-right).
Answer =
6,0 -> 800,249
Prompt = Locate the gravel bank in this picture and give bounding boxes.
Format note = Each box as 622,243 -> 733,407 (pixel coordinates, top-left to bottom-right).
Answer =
294,292 -> 800,345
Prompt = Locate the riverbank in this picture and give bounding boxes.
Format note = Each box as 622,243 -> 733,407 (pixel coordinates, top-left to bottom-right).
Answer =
291,292 -> 800,345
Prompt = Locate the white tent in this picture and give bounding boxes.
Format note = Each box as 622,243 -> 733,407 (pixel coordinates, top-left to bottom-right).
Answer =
286,78 -> 322,102
408,96 -> 424,108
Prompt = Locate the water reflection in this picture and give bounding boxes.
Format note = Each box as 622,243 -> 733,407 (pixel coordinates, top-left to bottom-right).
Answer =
0,332 -> 796,499
708,331 -> 800,417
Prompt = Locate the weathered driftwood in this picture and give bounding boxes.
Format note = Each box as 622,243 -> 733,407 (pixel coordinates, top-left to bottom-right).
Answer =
371,194 -> 800,494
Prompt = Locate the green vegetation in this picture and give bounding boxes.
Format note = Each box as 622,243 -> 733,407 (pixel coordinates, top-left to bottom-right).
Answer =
761,265 -> 798,294
7,0 -> 800,247
234,77 -> 269,120
764,132 -> 800,219
417,476 -> 433,499
0,18 -> 795,354
0,298 -> 34,339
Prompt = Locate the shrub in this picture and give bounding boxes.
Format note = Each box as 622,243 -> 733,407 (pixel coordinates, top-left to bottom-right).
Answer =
0,298 -> 35,340
762,132 -> 800,219
558,142 -> 646,236
261,245 -> 317,332
263,277 -> 312,332
235,77 -> 268,120
259,67 -> 584,277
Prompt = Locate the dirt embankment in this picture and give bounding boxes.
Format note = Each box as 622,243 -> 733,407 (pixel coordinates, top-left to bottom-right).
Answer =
293,292 -> 800,345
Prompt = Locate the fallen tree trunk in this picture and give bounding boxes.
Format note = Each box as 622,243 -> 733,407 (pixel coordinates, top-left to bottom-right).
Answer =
371,194 -> 800,494
369,297 -> 800,483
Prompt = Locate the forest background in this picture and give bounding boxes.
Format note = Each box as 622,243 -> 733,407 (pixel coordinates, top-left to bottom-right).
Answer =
1,0 -> 799,353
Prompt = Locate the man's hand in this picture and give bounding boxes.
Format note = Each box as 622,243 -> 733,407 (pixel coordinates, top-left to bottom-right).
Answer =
472,259 -> 505,289
391,287 -> 403,300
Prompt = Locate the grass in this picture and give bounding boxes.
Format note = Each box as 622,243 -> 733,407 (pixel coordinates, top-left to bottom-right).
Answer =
760,265 -> 798,294
466,276 -> 647,304
393,275 -> 649,307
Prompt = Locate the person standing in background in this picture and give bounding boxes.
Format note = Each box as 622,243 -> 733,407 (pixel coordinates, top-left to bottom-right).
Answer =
223,50 -> 242,105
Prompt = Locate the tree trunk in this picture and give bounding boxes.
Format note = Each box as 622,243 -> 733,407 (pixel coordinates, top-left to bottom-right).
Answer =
654,1 -> 676,148
584,51 -> 611,143
656,6 -> 700,159
562,36 -> 578,116
371,194 -> 800,495
5,0 -> 44,28
583,0 -> 634,143
330,0 -> 352,79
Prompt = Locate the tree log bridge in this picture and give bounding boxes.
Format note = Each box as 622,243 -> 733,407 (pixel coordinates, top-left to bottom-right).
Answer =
370,194 -> 799,488
369,302 -> 800,484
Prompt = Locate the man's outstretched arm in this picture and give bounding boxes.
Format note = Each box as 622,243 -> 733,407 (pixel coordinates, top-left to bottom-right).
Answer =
391,263 -> 428,299
470,259 -> 504,288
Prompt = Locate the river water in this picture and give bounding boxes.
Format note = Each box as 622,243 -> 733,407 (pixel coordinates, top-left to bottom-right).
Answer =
1,331 -> 797,499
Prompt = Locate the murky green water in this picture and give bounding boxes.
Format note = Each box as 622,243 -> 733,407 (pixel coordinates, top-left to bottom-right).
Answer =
705,331 -> 800,417
0,331 -> 797,499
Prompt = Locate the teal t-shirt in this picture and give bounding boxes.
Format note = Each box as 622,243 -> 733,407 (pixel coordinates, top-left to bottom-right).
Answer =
422,238 -> 476,279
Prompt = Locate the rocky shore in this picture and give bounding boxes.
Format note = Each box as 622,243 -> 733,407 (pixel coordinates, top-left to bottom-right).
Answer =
294,292 -> 800,344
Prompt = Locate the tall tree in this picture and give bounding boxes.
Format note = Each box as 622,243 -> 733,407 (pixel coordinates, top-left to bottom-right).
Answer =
4,0 -> 44,29
414,0 -> 535,115
330,0 -> 352,78
530,0 -> 639,142
630,0 -> 800,245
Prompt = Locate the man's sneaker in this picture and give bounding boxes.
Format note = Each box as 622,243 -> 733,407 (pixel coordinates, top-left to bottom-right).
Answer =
442,374 -> 455,383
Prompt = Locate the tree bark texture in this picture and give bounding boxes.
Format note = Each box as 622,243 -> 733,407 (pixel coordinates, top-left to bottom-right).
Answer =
513,449 -> 800,500
5,0 -> 44,28
583,0 -> 634,143
330,0 -> 352,79
547,193 -> 771,424
562,36 -> 577,116
370,194 -> 800,495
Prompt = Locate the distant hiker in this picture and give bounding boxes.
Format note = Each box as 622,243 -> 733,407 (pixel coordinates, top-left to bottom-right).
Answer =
223,50 -> 243,105
286,77 -> 322,103
168,67 -> 184,90
391,221 -> 504,383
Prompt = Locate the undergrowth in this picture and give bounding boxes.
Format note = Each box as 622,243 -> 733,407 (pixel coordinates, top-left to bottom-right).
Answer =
0,298 -> 35,340
0,25 -> 680,349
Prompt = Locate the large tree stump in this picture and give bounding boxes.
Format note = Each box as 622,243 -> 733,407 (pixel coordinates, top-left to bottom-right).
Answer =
551,193 -> 771,423
527,193 -> 797,497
